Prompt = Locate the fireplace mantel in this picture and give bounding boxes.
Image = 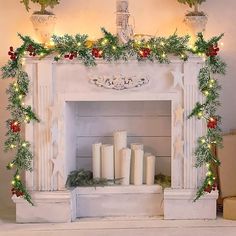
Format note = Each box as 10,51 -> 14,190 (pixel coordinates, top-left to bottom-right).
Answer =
13,56 -> 218,223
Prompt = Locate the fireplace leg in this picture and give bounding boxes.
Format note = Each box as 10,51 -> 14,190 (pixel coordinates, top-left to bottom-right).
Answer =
164,188 -> 218,219
12,191 -> 73,223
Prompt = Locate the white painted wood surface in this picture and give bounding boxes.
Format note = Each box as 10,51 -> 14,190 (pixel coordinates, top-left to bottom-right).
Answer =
75,185 -> 163,218
18,56 -> 214,222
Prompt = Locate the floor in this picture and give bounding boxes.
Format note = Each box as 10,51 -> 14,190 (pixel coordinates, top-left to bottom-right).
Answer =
1,207 -> 236,236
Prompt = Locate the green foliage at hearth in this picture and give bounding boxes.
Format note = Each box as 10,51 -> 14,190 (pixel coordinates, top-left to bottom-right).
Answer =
1,29 -> 226,204
66,169 -> 121,187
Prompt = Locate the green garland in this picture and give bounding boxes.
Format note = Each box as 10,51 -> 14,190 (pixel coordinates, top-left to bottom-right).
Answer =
1,28 -> 226,204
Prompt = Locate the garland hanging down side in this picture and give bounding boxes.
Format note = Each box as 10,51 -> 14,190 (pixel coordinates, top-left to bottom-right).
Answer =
1,28 -> 226,204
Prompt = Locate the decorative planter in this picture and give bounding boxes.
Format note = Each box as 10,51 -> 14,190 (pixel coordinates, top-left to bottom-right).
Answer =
30,13 -> 56,44
184,15 -> 208,36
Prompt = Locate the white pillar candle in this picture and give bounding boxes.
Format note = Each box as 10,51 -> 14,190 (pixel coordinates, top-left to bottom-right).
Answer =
92,143 -> 102,179
133,149 -> 144,185
120,148 -> 131,185
143,152 -> 152,184
101,145 -> 114,180
130,143 -> 143,184
114,130 -> 127,179
145,155 -> 156,185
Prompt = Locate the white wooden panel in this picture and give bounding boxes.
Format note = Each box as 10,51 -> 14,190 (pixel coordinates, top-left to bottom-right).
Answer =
76,136 -> 171,157
77,116 -> 171,136
76,101 -> 171,116
156,157 -> 171,176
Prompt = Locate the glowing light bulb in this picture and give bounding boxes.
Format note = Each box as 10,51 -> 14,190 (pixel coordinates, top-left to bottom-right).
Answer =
112,46 -> 117,50
16,175 -> 20,180
10,144 -> 15,149
160,41 -> 165,46
24,116 -> 30,123
102,39 -> 108,45
208,144 -> 212,149
21,102 -> 25,106
201,139 -> 206,144
49,41 -> 55,46
162,53 -> 166,58
13,82 -> 18,87
198,112 -> 203,117
209,84 -> 213,88
210,79 -> 215,83
206,171 -> 212,176
206,163 -> 210,168
204,91 -> 209,96
9,163 -> 14,168
77,42 -> 81,46
18,94 -> 23,100
11,180 -> 15,185
22,142 -> 27,147
208,180 -> 212,185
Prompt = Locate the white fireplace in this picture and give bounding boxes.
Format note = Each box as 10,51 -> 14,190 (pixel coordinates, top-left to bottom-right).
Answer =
13,56 -> 218,223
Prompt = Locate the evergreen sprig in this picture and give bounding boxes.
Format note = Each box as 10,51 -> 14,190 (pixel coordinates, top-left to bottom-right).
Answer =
1,29 -> 226,204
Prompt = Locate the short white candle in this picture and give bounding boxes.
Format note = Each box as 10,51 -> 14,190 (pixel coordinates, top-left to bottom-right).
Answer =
133,149 -> 144,185
120,148 -> 131,185
130,143 -> 143,184
92,143 -> 102,179
145,155 -> 156,185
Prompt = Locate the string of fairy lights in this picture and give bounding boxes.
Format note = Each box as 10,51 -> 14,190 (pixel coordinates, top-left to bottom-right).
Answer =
1,29 -> 226,204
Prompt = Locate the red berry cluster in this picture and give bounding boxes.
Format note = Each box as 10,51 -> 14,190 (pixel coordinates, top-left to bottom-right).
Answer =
8,46 -> 17,61
10,121 -> 21,133
139,48 -> 151,58
207,118 -> 217,129
92,48 -> 103,58
64,51 -> 78,60
11,188 -> 24,197
206,44 -> 219,57
26,45 -> 36,56
204,182 -> 217,193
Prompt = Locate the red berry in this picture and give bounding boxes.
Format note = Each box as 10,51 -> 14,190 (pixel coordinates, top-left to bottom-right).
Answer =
64,54 -> 69,58
69,55 -> 74,60
8,51 -> 13,56
32,52 -> 36,56
10,46 -> 14,52
29,52 -> 32,56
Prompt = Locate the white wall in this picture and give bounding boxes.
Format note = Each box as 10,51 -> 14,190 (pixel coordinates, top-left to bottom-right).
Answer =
0,0 -> 235,209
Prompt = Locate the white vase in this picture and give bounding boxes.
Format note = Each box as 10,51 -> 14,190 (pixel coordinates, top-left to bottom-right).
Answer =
30,13 -> 56,44
184,15 -> 208,36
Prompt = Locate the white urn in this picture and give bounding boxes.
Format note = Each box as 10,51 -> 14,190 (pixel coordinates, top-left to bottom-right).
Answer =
30,13 -> 56,44
184,15 -> 208,36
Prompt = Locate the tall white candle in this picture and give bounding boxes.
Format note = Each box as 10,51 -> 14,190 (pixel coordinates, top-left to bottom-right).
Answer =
145,155 -> 156,185
130,143 -> 143,184
114,131 -> 127,179
101,145 -> 114,180
133,149 -> 144,185
120,148 -> 131,185
92,143 -> 102,179
143,152 -> 152,184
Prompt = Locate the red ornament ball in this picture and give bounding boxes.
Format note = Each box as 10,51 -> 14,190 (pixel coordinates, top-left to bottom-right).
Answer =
204,185 -> 212,193
206,44 -> 219,57
139,48 -> 151,58
11,188 -> 24,197
207,117 -> 218,129
10,121 -> 21,133
92,48 -> 103,58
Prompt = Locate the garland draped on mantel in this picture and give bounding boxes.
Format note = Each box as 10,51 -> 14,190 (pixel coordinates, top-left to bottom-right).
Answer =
1,28 -> 226,204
